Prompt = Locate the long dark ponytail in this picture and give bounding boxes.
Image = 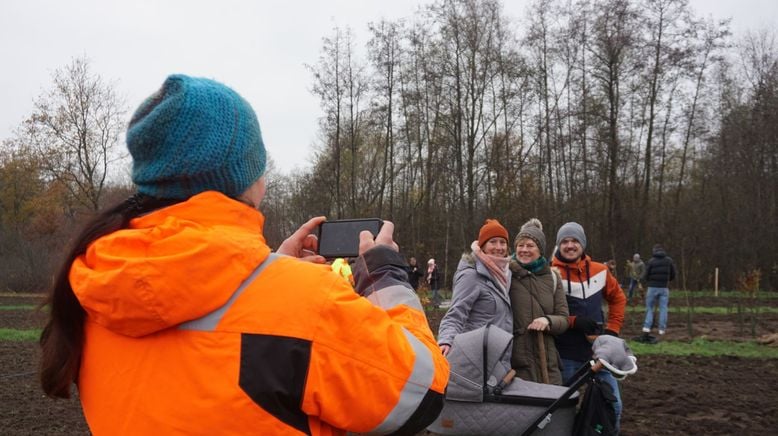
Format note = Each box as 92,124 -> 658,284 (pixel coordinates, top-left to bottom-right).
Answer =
39,194 -> 180,398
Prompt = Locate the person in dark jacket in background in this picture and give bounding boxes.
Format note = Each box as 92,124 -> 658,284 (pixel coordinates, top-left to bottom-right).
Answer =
641,244 -> 677,337
406,257 -> 424,290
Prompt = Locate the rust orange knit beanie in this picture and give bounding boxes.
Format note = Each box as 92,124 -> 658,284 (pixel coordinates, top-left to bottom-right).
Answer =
478,219 -> 509,247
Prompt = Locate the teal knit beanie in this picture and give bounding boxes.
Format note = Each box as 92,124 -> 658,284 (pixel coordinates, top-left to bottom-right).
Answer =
127,74 -> 266,199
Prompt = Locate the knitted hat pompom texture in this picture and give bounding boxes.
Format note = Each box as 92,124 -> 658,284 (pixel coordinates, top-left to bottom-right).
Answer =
127,74 -> 266,199
555,222 -> 587,250
516,218 -> 546,254
478,219 -> 509,247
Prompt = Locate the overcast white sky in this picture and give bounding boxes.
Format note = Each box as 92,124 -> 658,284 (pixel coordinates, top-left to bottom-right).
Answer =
1,0 -> 776,174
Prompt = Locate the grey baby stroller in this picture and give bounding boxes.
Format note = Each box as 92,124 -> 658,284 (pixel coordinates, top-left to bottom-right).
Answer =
428,325 -> 637,435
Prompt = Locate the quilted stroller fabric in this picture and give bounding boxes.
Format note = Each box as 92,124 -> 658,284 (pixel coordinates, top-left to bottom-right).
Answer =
428,325 -> 578,435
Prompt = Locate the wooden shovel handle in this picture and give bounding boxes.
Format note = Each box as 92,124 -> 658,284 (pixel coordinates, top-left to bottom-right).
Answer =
494,369 -> 517,395
536,330 -> 550,384
501,368 -> 517,385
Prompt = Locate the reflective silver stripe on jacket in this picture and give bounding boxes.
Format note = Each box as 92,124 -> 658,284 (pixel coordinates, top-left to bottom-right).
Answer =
366,284 -> 424,312
370,328 -> 435,434
179,253 -> 280,332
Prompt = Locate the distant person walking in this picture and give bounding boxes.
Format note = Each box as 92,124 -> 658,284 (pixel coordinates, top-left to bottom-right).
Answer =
427,258 -> 441,305
641,244 -> 677,338
627,253 -> 645,301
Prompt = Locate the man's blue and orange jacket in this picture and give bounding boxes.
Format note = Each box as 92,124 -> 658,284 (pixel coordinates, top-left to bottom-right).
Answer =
551,252 -> 627,362
69,191 -> 449,435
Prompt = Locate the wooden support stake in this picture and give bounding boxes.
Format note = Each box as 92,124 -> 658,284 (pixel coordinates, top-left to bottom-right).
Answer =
715,267 -> 719,297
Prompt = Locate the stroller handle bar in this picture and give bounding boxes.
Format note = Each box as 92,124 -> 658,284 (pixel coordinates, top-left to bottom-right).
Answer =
520,355 -> 635,436
598,355 -> 638,379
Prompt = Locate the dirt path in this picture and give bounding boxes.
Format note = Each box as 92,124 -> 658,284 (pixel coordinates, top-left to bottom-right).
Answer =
620,355 -> 778,435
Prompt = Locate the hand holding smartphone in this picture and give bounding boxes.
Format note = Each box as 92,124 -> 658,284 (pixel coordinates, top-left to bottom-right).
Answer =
276,216 -> 327,263
317,218 -> 383,259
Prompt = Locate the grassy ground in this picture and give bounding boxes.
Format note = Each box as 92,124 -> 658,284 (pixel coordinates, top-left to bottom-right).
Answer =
626,306 -> 778,314
671,290 -> 778,298
0,328 -> 40,342
14,303 -> 778,315
627,338 -> 778,358
4,327 -> 775,358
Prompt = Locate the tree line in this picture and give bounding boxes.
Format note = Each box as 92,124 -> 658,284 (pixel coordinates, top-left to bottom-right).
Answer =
1,0 -> 776,293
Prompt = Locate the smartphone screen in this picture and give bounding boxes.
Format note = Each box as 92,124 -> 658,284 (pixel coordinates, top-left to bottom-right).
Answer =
318,219 -> 383,259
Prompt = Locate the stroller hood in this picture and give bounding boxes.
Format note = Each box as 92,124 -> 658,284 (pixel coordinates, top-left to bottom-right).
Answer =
429,325 -> 580,435
445,325 -> 513,402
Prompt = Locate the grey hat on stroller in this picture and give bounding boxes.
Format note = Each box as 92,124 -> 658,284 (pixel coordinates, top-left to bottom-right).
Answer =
592,335 -> 638,380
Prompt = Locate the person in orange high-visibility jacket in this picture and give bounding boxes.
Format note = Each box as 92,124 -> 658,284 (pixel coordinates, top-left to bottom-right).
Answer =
331,257 -> 355,287
39,75 -> 449,435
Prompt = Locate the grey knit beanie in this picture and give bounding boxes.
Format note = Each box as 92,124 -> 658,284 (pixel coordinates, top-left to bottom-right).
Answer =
516,218 -> 546,254
555,222 -> 587,250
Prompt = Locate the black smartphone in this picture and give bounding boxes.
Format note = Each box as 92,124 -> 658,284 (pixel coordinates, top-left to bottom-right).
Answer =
317,218 -> 383,259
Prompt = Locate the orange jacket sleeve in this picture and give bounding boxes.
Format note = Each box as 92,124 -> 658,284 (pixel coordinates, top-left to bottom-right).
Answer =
302,246 -> 448,434
603,270 -> 627,334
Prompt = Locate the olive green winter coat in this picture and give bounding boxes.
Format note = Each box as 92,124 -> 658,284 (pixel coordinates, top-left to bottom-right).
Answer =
508,260 -> 569,385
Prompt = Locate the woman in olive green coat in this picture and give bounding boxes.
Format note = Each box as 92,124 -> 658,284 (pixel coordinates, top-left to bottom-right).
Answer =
508,218 -> 569,385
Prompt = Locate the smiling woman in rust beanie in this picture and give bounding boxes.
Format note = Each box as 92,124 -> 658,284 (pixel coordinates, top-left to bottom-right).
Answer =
39,75 -> 449,434
437,218 -> 513,362
507,218 -> 569,385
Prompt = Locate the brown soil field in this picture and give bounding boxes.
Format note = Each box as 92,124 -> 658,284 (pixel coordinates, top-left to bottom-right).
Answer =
2,293 -> 777,435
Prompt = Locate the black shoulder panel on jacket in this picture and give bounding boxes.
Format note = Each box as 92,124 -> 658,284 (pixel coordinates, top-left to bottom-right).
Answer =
239,333 -> 312,435
389,389 -> 445,436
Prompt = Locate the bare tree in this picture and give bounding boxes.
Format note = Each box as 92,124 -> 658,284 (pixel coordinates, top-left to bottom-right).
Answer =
636,0 -> 692,242
342,29 -> 368,216
309,28 -> 347,218
25,57 -> 125,211
527,0 -> 559,208
588,0 -> 637,236
433,0 -> 505,235
397,18 -> 445,253
369,19 -> 401,219
674,18 -> 730,210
